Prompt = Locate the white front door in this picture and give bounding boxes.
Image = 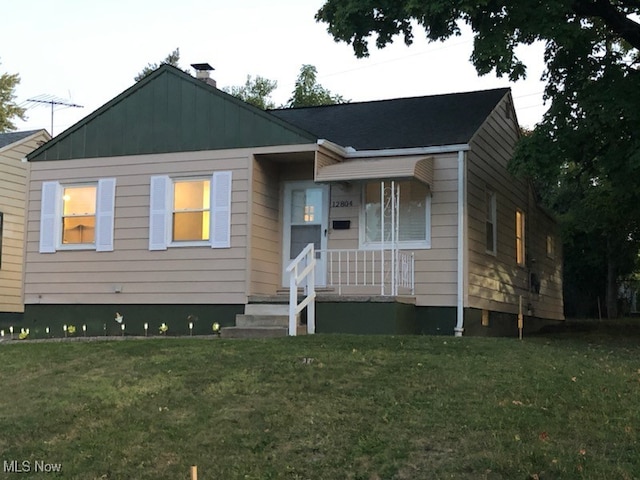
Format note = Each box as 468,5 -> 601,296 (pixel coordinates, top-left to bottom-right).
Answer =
282,181 -> 328,287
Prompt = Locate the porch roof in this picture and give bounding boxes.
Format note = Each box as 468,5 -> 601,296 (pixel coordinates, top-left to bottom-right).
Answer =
315,156 -> 433,186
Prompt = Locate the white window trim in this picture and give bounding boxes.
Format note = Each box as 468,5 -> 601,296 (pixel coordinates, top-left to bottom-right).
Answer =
149,171 -> 232,251
39,179 -> 116,253
358,182 -> 432,250
485,188 -> 497,256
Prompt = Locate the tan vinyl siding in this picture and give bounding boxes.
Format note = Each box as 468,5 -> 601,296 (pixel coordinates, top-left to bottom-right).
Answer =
1,131 -> 49,313
249,156 -> 281,295
24,148 -> 251,306
466,95 -> 564,320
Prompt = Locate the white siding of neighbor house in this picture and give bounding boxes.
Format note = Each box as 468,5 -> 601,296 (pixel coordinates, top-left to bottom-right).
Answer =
24,149 -> 251,306
466,95 -> 564,320
0,131 -> 50,313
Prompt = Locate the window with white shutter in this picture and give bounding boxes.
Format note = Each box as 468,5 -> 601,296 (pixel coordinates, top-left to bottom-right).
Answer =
148,171 -> 232,250
39,179 -> 116,253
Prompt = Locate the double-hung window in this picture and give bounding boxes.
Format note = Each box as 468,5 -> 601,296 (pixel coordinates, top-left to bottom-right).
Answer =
149,171 -> 232,250
362,179 -> 431,248
39,179 -> 116,253
516,209 -> 526,266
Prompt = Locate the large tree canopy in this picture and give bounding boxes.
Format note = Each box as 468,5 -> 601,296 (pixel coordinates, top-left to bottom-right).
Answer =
223,75 -> 278,110
316,1 -> 640,80
286,64 -> 347,107
135,48 -> 182,82
0,60 -> 26,132
316,1 -> 640,317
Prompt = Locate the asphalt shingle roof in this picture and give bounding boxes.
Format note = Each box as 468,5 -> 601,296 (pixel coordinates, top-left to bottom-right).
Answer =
0,130 -> 41,149
269,88 -> 510,150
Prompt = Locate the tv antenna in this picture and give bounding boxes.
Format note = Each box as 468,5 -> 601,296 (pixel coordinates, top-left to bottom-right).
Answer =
24,94 -> 83,136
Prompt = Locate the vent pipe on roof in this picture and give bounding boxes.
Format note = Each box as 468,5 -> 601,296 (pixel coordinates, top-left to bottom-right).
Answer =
191,63 -> 216,88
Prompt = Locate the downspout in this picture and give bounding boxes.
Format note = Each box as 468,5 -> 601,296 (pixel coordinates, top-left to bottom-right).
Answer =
455,150 -> 467,337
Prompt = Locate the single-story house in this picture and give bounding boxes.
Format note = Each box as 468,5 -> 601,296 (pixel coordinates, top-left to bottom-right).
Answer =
0,129 -> 51,323
23,64 -> 563,336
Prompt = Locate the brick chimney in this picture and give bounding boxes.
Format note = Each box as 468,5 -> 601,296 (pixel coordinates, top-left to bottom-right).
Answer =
190,63 -> 216,88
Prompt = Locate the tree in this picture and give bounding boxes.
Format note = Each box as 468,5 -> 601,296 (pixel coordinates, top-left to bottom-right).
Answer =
0,60 -> 26,132
316,1 -> 640,318
286,64 -> 347,107
134,48 -> 182,82
223,75 -> 278,110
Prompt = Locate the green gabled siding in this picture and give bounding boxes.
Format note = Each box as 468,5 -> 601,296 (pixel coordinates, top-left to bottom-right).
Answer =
28,65 -> 315,161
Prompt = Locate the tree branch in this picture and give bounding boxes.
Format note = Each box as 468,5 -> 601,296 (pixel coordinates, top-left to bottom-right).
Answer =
572,0 -> 640,50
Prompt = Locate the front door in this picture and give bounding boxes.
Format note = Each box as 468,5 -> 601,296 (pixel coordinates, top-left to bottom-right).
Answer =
282,181 -> 328,287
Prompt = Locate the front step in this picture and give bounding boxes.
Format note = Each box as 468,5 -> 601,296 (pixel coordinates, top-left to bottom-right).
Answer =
222,304 -> 302,339
221,326 -> 288,339
235,314 -> 288,327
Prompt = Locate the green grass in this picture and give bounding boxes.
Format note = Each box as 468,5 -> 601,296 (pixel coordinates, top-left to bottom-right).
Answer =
1,321 -> 639,479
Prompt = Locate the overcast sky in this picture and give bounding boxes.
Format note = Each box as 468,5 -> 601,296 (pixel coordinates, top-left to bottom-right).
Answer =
3,0 -> 549,137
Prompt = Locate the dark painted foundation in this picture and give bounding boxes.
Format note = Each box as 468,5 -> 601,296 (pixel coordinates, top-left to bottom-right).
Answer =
316,300 -> 417,334
463,308 -> 563,337
12,302 -> 563,339
20,304 -> 244,339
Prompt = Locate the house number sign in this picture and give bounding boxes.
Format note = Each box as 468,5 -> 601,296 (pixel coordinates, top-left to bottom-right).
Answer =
331,200 -> 353,208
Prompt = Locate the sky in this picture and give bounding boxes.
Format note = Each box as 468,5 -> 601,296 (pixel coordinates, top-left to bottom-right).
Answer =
2,0 -> 549,137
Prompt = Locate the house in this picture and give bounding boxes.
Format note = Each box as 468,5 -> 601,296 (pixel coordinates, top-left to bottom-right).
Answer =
0,129 -> 51,323
23,65 -> 563,337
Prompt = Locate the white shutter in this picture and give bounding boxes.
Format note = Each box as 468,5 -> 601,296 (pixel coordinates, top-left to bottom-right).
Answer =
149,176 -> 169,251
95,178 -> 116,252
211,171 -> 232,248
39,181 -> 60,253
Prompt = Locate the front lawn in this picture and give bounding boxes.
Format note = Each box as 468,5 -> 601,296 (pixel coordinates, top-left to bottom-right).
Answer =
1,322 -> 639,479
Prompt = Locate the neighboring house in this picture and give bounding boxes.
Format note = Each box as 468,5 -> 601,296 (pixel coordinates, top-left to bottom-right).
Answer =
23,65 -> 563,336
0,129 -> 51,322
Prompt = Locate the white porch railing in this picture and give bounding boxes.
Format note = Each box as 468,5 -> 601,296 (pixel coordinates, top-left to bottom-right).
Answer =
318,248 -> 415,296
285,243 -> 316,336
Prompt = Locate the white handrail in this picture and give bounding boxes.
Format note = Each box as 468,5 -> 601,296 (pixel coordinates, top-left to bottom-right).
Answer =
285,243 -> 316,336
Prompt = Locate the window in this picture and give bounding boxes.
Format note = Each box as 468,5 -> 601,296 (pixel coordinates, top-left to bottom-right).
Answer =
62,185 -> 97,245
485,189 -> 497,254
516,209 -> 525,266
149,171 -> 232,250
546,234 -> 555,258
172,179 -> 210,242
39,179 -> 116,253
362,179 -> 431,247
0,212 -> 3,269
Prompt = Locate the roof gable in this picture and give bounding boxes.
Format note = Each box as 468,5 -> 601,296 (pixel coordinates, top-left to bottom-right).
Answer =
28,65 -> 315,161
269,88 -> 511,150
0,130 -> 44,150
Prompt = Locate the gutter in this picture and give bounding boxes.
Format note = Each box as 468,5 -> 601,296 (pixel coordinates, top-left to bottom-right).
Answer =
455,150 -> 467,337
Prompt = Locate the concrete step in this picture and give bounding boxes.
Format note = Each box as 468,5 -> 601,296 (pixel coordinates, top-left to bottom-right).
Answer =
221,326 -> 288,339
235,314 -> 289,327
244,303 -> 289,316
